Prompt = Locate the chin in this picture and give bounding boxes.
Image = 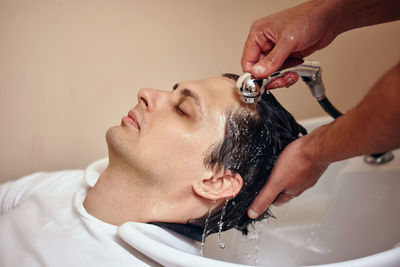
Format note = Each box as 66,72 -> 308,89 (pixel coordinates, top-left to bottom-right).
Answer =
105,125 -> 119,145
105,126 -> 140,165
105,126 -> 129,157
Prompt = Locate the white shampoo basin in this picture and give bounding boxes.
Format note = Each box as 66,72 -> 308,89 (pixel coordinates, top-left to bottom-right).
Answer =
204,116 -> 400,266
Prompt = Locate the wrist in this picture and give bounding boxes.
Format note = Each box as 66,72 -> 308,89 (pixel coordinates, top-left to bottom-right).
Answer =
312,0 -> 346,35
300,123 -> 334,167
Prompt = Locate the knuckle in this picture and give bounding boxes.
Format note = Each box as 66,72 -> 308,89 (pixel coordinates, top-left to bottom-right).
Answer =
252,30 -> 266,45
252,18 -> 267,29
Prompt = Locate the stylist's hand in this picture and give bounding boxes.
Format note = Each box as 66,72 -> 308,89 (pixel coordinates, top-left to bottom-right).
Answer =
247,133 -> 329,219
242,0 -> 339,79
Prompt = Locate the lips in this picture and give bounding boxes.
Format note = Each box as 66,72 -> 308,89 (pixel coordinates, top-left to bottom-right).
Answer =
127,110 -> 140,130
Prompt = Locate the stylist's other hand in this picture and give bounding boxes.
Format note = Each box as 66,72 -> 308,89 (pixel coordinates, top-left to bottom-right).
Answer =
247,133 -> 329,219
241,0 -> 338,79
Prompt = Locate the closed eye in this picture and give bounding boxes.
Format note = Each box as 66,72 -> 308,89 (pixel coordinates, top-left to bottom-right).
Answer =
176,105 -> 187,116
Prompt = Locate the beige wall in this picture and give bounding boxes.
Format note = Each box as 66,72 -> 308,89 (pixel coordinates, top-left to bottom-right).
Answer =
1,0 -> 399,182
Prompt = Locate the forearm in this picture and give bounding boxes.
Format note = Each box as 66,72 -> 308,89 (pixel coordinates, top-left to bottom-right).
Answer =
305,62 -> 400,164
323,0 -> 400,34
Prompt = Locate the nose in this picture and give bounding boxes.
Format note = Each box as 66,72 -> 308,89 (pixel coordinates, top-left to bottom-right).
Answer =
137,88 -> 161,112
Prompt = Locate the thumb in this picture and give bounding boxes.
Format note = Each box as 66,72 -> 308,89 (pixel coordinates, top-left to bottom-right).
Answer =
251,39 -> 295,78
247,178 -> 283,219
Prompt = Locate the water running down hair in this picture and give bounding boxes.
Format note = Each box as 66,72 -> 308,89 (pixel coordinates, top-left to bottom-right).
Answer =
189,73 -> 307,236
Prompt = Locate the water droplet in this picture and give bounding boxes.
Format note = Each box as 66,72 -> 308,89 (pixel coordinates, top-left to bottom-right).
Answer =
217,198 -> 229,250
199,205 -> 212,256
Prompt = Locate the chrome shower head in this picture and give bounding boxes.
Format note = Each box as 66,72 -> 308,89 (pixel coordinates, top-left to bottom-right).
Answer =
236,59 -> 325,103
236,73 -> 265,104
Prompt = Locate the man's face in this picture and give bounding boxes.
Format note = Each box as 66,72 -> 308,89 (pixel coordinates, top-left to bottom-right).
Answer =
106,76 -> 244,198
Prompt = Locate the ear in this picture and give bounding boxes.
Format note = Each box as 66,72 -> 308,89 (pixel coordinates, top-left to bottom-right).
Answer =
193,169 -> 243,200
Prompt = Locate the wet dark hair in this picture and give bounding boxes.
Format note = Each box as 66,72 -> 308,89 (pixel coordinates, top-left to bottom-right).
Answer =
189,73 -> 307,236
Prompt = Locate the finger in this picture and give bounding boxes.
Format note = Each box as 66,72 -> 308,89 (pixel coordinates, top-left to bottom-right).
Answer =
272,192 -> 293,206
241,34 -> 274,72
247,178 -> 283,219
250,38 -> 296,78
284,72 -> 299,87
241,37 -> 262,72
265,72 -> 299,90
265,78 -> 285,90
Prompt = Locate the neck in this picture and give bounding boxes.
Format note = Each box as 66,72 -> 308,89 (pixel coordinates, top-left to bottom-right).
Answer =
84,165 -> 156,225
83,164 -> 202,226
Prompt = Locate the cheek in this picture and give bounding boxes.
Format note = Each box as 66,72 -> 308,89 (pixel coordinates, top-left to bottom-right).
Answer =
147,124 -> 202,157
141,120 -> 214,169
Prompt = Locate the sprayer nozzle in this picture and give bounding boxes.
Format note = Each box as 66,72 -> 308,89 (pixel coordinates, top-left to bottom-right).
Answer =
236,73 -> 265,104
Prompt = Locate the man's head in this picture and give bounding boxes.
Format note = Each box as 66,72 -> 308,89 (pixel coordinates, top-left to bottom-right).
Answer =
105,74 -> 305,236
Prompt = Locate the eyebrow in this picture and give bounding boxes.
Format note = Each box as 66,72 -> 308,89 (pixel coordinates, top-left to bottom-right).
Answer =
172,83 -> 203,116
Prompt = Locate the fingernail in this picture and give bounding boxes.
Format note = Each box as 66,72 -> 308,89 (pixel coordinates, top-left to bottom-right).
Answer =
251,65 -> 266,76
248,209 -> 259,219
286,78 -> 296,88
